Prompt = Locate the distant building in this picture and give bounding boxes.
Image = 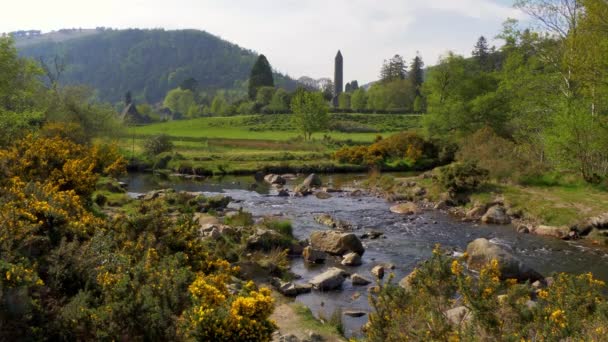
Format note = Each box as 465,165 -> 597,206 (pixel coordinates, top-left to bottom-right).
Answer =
120,91 -> 150,124
333,50 -> 343,107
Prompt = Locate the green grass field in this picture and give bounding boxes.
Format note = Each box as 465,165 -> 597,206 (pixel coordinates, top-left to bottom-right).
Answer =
120,114 -> 420,174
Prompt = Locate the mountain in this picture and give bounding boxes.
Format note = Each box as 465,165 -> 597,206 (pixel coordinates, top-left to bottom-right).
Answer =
16,28 -> 297,103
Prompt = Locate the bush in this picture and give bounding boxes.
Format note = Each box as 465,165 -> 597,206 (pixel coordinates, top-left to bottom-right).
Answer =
334,131 -> 437,167
143,134 -> 173,156
366,246 -> 608,341
436,161 -> 489,194
457,127 -> 537,181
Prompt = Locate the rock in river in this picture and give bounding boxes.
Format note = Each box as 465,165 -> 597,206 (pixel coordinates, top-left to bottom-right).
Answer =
351,273 -> 372,286
310,231 -> 365,256
341,252 -> 362,266
302,246 -> 327,264
481,205 -> 511,225
371,265 -> 385,279
390,202 -> 420,215
264,174 -> 286,185
309,267 -> 347,291
531,225 -> 571,239
466,238 -> 543,282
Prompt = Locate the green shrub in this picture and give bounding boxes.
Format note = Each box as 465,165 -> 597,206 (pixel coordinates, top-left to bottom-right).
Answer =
436,161 -> 489,194
262,218 -> 293,237
143,134 -> 173,156
225,208 -> 254,227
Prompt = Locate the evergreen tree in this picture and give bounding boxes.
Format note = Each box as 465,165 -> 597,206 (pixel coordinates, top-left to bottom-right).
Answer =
472,36 -> 490,70
409,53 -> 425,98
380,55 -> 407,82
248,54 -> 274,100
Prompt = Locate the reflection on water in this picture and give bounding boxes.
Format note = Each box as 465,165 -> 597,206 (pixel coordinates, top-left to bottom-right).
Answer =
124,172 -> 608,337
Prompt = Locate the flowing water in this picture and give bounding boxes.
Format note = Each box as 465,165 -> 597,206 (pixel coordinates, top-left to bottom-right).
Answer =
124,172 -> 608,337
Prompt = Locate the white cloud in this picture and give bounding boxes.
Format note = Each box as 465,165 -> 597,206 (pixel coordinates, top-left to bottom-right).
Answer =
1,0 -> 525,83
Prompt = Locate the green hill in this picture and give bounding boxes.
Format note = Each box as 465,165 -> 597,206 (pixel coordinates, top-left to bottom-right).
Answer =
17,28 -> 297,103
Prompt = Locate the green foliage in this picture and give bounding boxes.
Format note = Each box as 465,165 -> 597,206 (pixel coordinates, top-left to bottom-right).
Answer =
422,52 -> 509,139
436,161 -> 489,194
0,36 -> 42,112
266,88 -> 290,112
338,92 -> 351,109
163,88 -> 195,117
255,86 -> 275,106
18,29 -> 297,103
457,126 -> 537,181
290,90 -> 329,140
351,88 -> 368,111
44,85 -> 125,141
248,54 -> 275,100
225,209 -> 254,227
143,134 -> 174,156
367,79 -> 415,111
262,218 -> 293,237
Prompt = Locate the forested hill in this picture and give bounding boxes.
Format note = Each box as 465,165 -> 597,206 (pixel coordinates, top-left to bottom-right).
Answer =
17,28 -> 297,103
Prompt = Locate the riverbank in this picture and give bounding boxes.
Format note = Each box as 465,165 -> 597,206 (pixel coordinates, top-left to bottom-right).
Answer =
365,170 -> 608,246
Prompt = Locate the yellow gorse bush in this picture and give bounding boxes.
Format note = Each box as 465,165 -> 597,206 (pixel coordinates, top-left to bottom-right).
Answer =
367,245 -> 608,342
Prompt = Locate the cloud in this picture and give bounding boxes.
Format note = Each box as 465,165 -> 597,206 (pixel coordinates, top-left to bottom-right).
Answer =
1,0 -> 524,83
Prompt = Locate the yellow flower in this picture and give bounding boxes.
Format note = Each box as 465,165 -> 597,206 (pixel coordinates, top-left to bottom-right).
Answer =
451,260 -> 463,275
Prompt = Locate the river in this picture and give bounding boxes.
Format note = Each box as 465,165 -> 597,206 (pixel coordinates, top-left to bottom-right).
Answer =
124,172 -> 608,337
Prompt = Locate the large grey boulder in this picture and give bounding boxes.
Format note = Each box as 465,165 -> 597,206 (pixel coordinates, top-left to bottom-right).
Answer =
309,267 -> 347,290
575,213 -> 608,235
310,231 -> 365,256
481,205 -> 511,225
466,238 -> 543,282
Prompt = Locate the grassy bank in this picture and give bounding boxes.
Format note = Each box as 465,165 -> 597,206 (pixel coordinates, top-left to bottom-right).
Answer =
118,114 -> 421,174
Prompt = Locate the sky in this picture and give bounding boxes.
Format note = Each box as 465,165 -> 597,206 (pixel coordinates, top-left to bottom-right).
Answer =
1,0 -> 526,84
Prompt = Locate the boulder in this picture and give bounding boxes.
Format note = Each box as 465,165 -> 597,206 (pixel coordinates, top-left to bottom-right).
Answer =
465,205 -> 487,221
199,223 -> 237,239
531,225 -> 571,239
309,267 -> 347,290
302,173 -> 322,188
516,224 -> 530,234
310,231 -> 365,255
341,252 -> 362,266
277,189 -> 290,197
481,205 -> 511,225
371,265 -> 385,279
575,212 -> 608,235
302,246 -> 327,264
389,202 -> 420,215
466,238 -> 543,282
434,200 -> 452,210
445,306 -> 471,326
351,273 -> 372,286
271,278 -> 312,297
263,174 -> 286,185
315,191 -> 332,200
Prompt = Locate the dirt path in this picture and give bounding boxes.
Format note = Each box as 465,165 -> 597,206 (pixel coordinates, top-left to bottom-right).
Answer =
271,300 -> 346,342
